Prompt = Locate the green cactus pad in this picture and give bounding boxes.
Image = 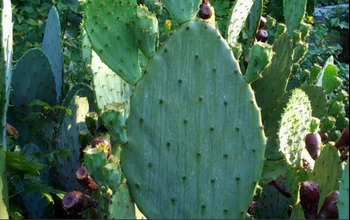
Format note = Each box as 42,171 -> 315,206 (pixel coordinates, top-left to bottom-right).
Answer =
243,0 -> 263,52
310,144 -> 342,213
1,0 -> 13,153
227,0 -> 254,47
299,85 -> 327,118
42,6 -> 63,103
56,85 -> 96,191
122,20 -> 266,219
89,50 -> 131,113
107,182 -> 136,219
339,156 -> 349,219
283,0 -> 307,35
278,88 -> 312,168
11,48 -> 57,114
244,42 -> 273,83
252,31 -> 294,121
160,0 -> 201,24
83,0 -> 141,85
135,5 -> 159,58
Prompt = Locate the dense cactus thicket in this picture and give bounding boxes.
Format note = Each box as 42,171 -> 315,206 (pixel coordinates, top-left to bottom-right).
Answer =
1,0 -> 348,219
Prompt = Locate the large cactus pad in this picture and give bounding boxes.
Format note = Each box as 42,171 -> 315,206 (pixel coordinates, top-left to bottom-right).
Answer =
121,21 -> 266,219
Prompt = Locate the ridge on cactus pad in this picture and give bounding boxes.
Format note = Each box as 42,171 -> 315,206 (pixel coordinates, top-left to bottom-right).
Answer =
121,20 -> 266,219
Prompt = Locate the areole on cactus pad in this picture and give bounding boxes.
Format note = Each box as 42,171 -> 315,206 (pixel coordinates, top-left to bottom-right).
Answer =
121,20 -> 266,219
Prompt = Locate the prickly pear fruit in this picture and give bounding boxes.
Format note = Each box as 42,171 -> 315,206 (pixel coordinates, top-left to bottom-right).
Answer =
255,29 -> 268,42
135,5 -> 159,58
198,1 -> 212,20
62,191 -> 97,215
305,132 -> 321,160
76,166 -> 99,191
317,190 -> 339,219
259,16 -> 267,29
91,136 -> 112,160
321,133 -> 329,142
300,180 -> 320,219
335,126 -> 349,148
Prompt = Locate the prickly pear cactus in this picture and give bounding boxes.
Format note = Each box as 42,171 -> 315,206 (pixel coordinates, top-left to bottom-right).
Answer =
244,42 -> 273,83
121,20 -> 266,219
135,5 -> 159,59
83,147 -> 135,219
83,0 -> 141,85
339,156 -> 349,219
10,48 -> 57,114
0,0 -> 13,217
283,0 -> 307,35
160,0 -> 201,24
278,89 -> 313,168
310,144 -> 342,213
56,84 -> 96,191
227,0 -> 254,47
42,6 -> 63,103
9,48 -> 57,145
90,49 -> 131,113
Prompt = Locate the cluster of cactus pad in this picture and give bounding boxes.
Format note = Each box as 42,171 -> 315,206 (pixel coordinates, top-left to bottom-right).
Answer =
0,0 -> 349,219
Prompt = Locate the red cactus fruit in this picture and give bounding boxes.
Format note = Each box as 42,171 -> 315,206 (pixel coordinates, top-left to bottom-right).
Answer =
243,55 -> 250,68
76,166 -> 99,191
317,190 -> 339,219
62,190 -> 97,215
255,29 -> 268,42
259,16 -> 267,29
320,133 -> 329,142
335,126 -> 349,148
305,132 -> 322,160
198,2 -> 212,20
300,180 -> 320,219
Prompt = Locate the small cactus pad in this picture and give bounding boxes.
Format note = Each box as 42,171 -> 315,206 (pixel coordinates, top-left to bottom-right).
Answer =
160,0 -> 201,24
135,5 -> 159,58
122,20 -> 266,219
83,0 -> 141,85
244,42 -> 273,83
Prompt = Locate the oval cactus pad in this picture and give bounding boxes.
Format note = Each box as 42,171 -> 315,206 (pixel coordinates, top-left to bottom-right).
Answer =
121,20 -> 266,219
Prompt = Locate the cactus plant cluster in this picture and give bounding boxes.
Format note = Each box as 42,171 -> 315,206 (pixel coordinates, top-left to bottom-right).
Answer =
0,0 -> 348,219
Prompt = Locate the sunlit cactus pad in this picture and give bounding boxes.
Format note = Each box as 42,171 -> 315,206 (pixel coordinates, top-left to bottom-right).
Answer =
121,20 -> 266,219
